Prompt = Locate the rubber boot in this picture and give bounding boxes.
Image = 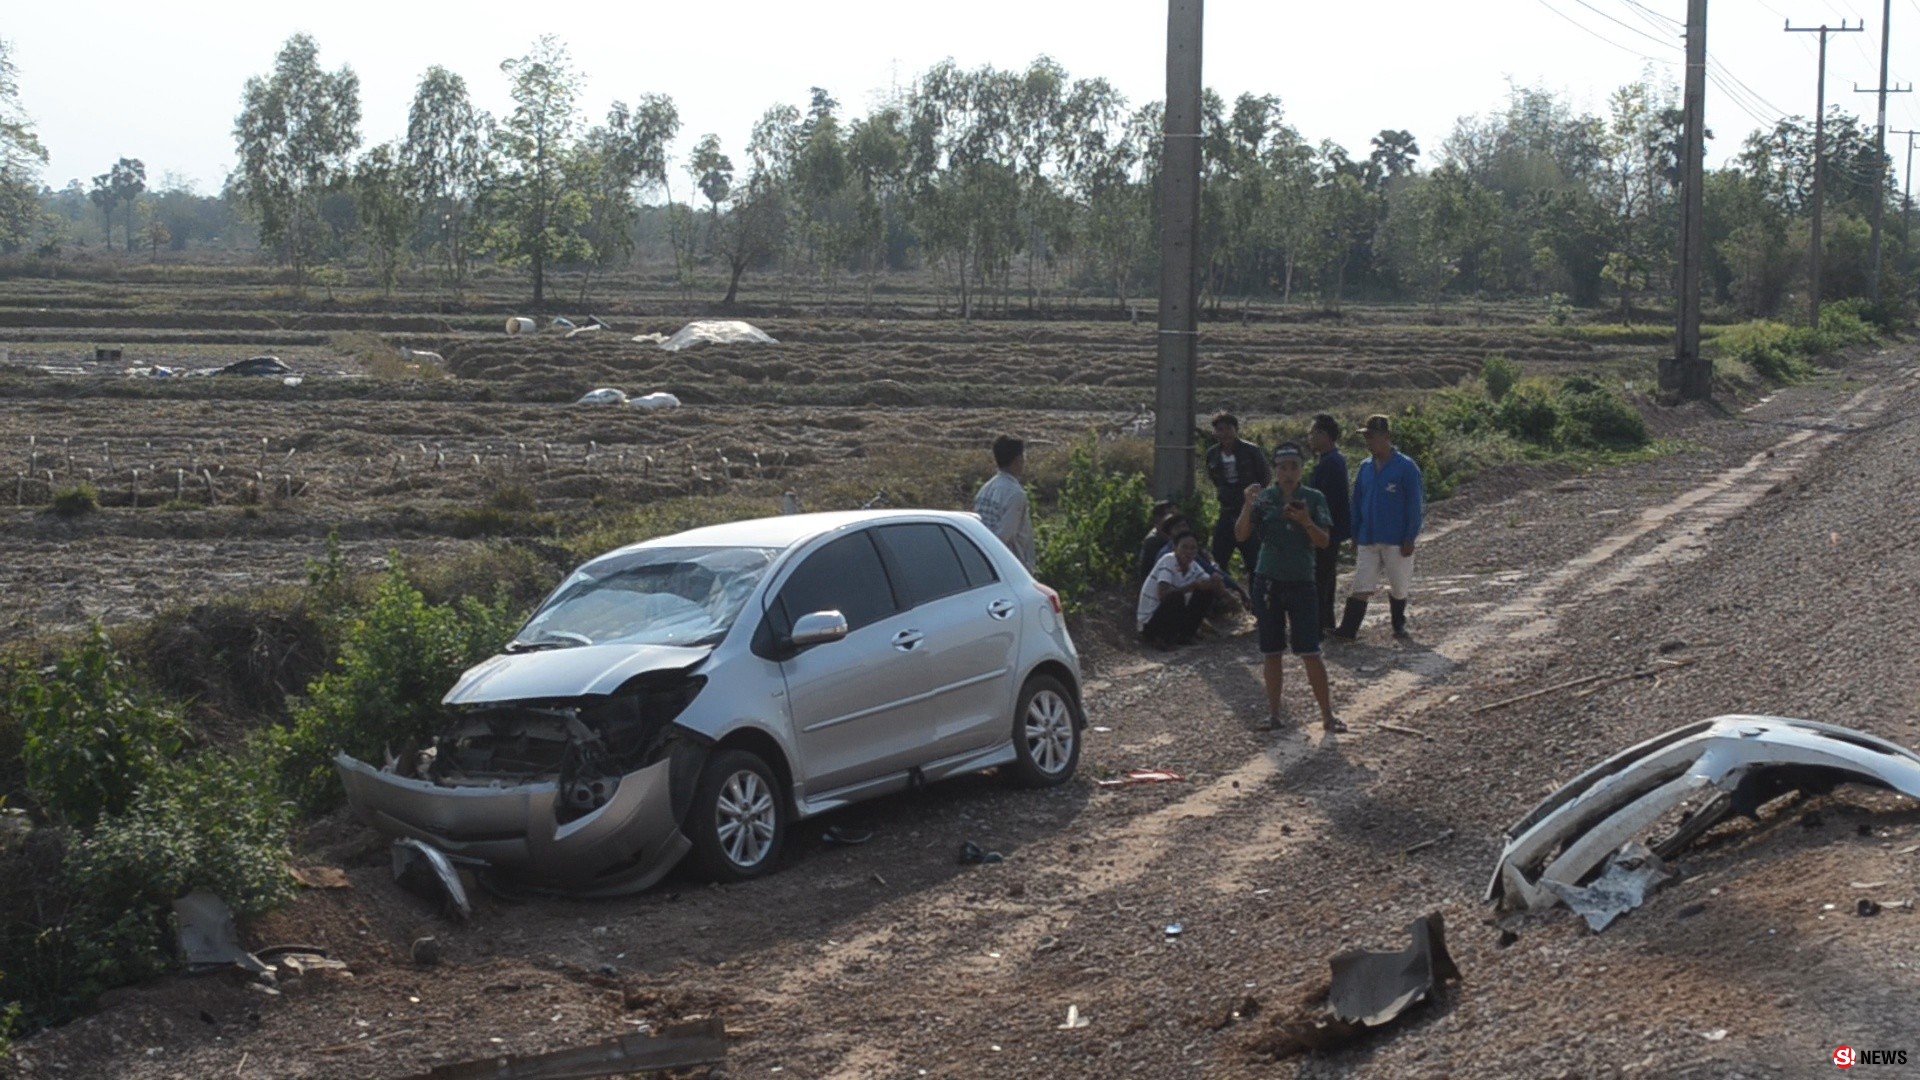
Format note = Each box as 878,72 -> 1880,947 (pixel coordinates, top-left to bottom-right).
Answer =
1390,597 -> 1409,639
1329,598 -> 1368,641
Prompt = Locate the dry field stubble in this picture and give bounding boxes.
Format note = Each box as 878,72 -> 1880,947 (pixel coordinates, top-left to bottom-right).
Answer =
0,282 -> 1662,640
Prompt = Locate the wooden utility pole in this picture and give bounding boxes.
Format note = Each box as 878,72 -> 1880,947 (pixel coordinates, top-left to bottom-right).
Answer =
1153,0 -> 1204,501
1787,19 -> 1864,327
1854,0 -> 1910,301
1669,0 -> 1711,401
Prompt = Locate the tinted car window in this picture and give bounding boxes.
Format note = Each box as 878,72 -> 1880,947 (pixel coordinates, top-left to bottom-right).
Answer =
876,523 -> 972,607
775,531 -> 899,633
946,526 -> 999,588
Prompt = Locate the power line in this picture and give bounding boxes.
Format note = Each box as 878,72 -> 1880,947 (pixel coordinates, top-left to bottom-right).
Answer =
1533,0 -> 1679,63
1619,0 -> 1682,28
1567,0 -> 1682,48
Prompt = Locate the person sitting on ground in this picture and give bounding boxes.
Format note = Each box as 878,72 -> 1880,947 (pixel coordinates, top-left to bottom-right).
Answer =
1137,530 -> 1224,649
1136,501 -> 1179,583
1143,512 -> 1245,602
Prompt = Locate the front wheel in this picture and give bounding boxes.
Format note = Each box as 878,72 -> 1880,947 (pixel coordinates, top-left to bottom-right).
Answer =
688,749 -> 787,882
1008,675 -> 1082,787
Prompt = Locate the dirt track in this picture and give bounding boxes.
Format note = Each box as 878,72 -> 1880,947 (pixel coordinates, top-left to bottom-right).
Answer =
10,344 -> 1919,1078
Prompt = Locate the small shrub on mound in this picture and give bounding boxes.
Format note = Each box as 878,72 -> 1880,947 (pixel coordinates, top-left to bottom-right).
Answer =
1557,382 -> 1648,450
274,564 -> 519,810
48,485 -> 98,518
1494,380 -> 1563,444
1036,436 -> 1152,610
11,624 -> 184,828
1481,353 -> 1521,402
58,747 -> 295,999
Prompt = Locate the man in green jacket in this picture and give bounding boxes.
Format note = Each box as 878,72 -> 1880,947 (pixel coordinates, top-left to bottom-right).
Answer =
1235,442 -> 1345,735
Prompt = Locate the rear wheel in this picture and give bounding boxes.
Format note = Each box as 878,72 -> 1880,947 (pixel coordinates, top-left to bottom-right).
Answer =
1008,675 -> 1082,786
688,749 -> 787,882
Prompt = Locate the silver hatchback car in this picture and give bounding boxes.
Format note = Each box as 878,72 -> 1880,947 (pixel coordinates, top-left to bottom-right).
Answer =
337,510 -> 1084,894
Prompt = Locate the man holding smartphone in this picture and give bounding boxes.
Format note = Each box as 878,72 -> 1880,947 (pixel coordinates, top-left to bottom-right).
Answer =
1235,442 -> 1344,734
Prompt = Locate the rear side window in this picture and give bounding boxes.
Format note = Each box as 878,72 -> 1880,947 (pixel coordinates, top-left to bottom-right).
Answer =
946,526 -> 1000,588
774,531 -> 899,633
875,523 -> 973,607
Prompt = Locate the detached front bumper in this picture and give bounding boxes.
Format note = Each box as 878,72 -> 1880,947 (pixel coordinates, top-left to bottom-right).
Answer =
335,754 -> 692,897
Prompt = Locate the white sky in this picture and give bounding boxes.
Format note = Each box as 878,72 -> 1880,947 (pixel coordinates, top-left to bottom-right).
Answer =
12,0 -> 1920,194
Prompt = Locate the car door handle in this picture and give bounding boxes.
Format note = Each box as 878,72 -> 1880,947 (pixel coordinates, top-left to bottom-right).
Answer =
987,598 -> 1016,620
892,629 -> 925,651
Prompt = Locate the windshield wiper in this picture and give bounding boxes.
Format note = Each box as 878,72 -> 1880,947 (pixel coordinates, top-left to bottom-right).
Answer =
504,630 -> 594,653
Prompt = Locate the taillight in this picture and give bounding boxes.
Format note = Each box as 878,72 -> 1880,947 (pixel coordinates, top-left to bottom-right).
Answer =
1035,582 -> 1062,614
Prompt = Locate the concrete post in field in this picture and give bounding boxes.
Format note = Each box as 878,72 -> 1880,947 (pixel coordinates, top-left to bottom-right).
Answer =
1853,0 -> 1909,300
1152,0 -> 1204,502
1669,0 -> 1710,401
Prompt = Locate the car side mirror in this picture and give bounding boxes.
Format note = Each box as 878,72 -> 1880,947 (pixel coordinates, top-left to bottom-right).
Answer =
790,610 -> 850,649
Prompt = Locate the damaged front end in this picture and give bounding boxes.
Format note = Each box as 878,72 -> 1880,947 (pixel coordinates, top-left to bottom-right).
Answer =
1488,715 -> 1920,923
336,647 -> 713,897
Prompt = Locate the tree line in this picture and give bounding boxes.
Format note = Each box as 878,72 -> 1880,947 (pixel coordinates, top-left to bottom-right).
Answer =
0,34 -> 1909,319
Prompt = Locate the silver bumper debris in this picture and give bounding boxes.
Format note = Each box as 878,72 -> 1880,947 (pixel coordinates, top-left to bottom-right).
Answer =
337,754 -> 691,897
1488,715 -> 1920,921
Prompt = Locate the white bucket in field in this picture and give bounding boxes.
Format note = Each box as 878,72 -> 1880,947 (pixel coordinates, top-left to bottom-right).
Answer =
506,317 -> 537,335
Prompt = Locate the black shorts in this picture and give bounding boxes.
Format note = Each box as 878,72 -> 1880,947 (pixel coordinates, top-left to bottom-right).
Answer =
1255,576 -> 1321,656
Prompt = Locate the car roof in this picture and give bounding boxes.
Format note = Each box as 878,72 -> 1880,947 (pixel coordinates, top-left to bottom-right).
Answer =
602,510 -> 981,558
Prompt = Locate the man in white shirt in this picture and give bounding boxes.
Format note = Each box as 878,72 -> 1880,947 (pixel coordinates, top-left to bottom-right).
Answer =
1137,531 -> 1223,648
973,435 -> 1036,570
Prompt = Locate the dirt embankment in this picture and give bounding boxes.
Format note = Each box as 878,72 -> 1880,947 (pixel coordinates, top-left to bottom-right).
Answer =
11,347 -> 1918,1078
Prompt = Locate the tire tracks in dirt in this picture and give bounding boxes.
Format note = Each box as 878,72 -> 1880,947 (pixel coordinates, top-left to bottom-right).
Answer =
754,355 -> 1920,1078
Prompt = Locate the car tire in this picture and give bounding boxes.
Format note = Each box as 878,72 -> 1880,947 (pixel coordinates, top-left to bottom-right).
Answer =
688,749 -> 787,882
1008,675 -> 1082,787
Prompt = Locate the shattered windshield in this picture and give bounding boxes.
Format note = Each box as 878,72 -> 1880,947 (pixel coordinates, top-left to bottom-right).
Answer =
510,546 -> 779,650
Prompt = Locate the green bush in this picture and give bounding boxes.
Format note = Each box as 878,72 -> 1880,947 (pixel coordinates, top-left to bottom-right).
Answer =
1825,296 -> 1905,335
1482,354 -> 1522,402
275,563 -> 519,810
1035,436 -> 1152,610
1494,380 -> 1563,444
1718,321 -> 1808,382
10,625 -> 184,827
59,746 -> 295,997
1557,382 -> 1648,450
48,485 -> 98,518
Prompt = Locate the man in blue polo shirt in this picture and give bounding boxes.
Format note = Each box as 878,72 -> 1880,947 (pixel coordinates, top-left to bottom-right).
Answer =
1331,414 -> 1424,642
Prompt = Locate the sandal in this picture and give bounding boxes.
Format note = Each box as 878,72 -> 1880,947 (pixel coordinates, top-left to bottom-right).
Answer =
1321,716 -> 1350,734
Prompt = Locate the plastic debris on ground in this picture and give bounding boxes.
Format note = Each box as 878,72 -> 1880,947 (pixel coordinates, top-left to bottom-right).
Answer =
958,840 -> 1004,865
290,865 -> 351,889
1540,842 -> 1674,932
391,838 -> 474,922
1096,768 -> 1186,788
575,387 -> 629,406
1058,1005 -> 1089,1030
218,355 -> 292,377
632,391 -> 681,410
172,891 -> 271,976
658,320 -> 778,352
1255,912 -> 1461,1059
506,317 -> 537,335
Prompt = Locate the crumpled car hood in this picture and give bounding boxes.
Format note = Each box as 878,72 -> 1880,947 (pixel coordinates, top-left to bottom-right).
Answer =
443,643 -> 711,705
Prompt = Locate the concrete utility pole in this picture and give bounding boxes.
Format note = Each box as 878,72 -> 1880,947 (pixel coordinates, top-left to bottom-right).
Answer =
1669,0 -> 1711,401
1894,128 -> 1920,253
1787,18 -> 1864,327
1854,0 -> 1910,301
1152,0 -> 1204,502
